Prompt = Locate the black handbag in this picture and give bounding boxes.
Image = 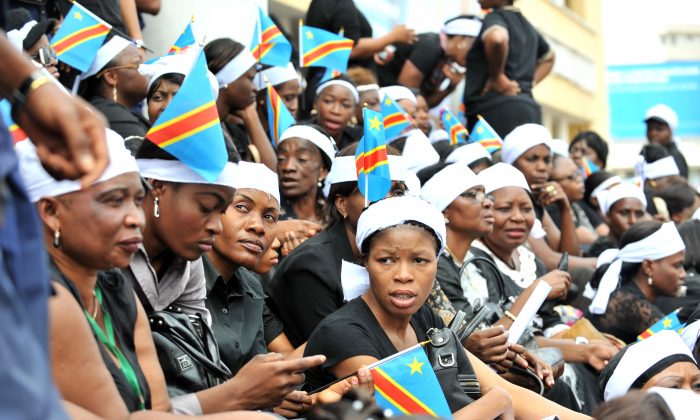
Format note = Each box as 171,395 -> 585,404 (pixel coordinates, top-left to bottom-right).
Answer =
133,283 -> 232,397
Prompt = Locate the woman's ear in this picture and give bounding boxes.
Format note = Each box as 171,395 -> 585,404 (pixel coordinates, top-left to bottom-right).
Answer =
101,69 -> 118,87
335,195 -> 348,219
319,165 -> 329,181
37,197 -> 62,233
641,259 -> 654,278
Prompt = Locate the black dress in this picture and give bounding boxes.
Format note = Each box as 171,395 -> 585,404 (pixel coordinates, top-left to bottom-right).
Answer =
50,264 -> 152,412
89,96 -> 150,142
267,222 -> 356,346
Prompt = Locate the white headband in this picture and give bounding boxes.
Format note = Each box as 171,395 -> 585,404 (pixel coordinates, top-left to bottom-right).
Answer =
356,83 -> 379,93
596,182 -> 647,215
17,129 -> 139,203
502,123 -> 553,165
445,142 -> 492,165
603,330 -> 695,401
235,161 -> 280,205
380,86 -> 417,106
591,175 -> 622,199
253,63 -> 298,91
442,18 -> 482,37
355,195 -> 447,254
315,79 -> 360,104
137,159 -> 238,189
550,139 -> 569,157
215,48 -> 256,88
640,156 -> 680,181
420,164 -> 481,211
322,155 -> 407,197
682,319 -> 700,351
7,20 -> 37,51
480,163 -> 531,194
649,387 -> 700,420
279,125 -> 336,162
83,36 -> 132,79
428,129 -> 449,144
139,48 -> 219,100
401,129 -> 440,173
589,222 -> 685,315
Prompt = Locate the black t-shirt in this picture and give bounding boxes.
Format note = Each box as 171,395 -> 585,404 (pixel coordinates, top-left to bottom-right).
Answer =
89,96 -> 150,141
377,33 -> 445,95
464,7 -> 550,112
304,298 -> 443,388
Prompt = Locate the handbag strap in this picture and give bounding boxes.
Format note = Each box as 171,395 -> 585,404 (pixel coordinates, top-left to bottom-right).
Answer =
130,274 -> 155,314
459,255 -> 507,305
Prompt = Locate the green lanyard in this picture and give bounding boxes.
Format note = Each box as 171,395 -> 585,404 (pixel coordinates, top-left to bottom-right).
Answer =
85,286 -> 146,410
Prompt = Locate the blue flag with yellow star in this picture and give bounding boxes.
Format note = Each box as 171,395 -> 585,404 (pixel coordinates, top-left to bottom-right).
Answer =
638,309 -> 684,341
355,108 -> 391,204
50,2 -> 112,72
369,343 -> 452,418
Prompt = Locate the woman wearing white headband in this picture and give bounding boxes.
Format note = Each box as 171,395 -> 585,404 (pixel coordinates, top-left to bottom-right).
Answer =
255,63 -> 301,139
638,144 -> 684,217
312,75 -> 362,149
268,143 -> 407,347
303,195 -> 587,419
587,221 -> 686,344
205,38 -> 277,170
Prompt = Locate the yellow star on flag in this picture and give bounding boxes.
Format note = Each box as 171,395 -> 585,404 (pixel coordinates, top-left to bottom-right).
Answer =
74,11 -> 83,20
663,317 -> 672,328
477,127 -> 484,133
407,357 -> 424,375
306,31 -> 314,39
384,98 -> 392,106
368,115 -> 381,131
445,114 -> 451,120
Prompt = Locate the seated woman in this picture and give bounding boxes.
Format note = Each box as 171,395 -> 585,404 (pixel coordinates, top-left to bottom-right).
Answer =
587,221 -> 686,344
78,36 -> 149,143
569,131 -> 608,170
205,38 -> 276,169
587,182 -> 648,258
310,75 -> 362,149
268,144 -> 408,347
304,195 -> 587,419
550,154 -> 598,247
598,330 -> 699,401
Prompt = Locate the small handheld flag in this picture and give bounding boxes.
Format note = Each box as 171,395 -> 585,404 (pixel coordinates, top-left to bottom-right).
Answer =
265,78 -> 295,148
441,108 -> 468,145
299,23 -> 353,71
356,108 -> 391,206
468,115 -> 503,153
638,309 -> 684,341
369,343 -> 453,419
251,7 -> 292,67
380,95 -> 413,141
169,19 -> 196,54
146,50 -> 227,181
580,157 -> 600,179
1,100 -> 28,144
320,67 -> 342,83
50,2 -> 112,72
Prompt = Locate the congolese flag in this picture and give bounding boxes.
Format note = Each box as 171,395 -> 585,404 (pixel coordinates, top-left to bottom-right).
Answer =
50,2 -> 111,72
251,7 -> 292,67
1,100 -> 28,144
369,344 -> 453,418
469,115 -> 503,153
265,79 -> 295,148
299,24 -> 353,71
146,50 -> 227,181
169,20 -> 195,54
380,95 -> 413,141
580,157 -> 600,179
638,309 -> 685,341
355,108 -> 391,204
441,108 -> 468,145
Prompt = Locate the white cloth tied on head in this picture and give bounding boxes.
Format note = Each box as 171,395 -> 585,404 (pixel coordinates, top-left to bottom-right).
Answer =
215,48 -> 256,88
420,164 -> 480,211
356,83 -> 379,93
681,319 -> 700,351
83,36 -> 132,79
315,79 -> 359,104
323,155 -> 407,197
442,17 -> 482,37
235,161 -> 280,205
591,175 -> 622,199
445,143 -> 492,165
603,330 -> 695,401
648,387 -> 700,420
589,222 -> 685,315
139,48 -> 219,99
355,195 -> 447,254
645,104 -> 679,131
400,129 -> 440,173
550,139 -> 569,157
380,86 -> 417,106
501,123 -> 553,165
639,156 -> 680,182
428,129 -> 449,144
17,129 -> 139,202
7,20 -> 37,51
596,182 -> 647,215
253,63 -> 298,91
480,163 -> 531,194
137,159 -> 239,189
279,125 -> 336,162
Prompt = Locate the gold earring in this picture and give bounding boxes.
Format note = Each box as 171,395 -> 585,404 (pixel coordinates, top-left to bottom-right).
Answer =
648,276 -> 653,286
349,116 -> 358,127
310,109 -> 318,117
112,83 -> 118,102
53,229 -> 61,248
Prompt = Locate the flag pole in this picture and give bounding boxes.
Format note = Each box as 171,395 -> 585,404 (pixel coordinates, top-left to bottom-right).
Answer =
298,19 -> 303,69
363,104 -> 369,209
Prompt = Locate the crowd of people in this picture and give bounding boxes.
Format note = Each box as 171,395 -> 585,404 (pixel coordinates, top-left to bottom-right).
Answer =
2,0 -> 700,419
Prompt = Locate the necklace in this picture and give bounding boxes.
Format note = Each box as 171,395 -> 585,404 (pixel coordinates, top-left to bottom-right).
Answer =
90,289 -> 98,318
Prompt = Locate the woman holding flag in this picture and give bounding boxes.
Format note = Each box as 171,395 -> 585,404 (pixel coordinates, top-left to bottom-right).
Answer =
304,195 -> 587,419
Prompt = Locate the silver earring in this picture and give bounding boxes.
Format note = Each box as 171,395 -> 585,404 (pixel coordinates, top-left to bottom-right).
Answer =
53,229 -> 60,248
153,197 -> 160,218
317,179 -> 323,188
648,276 -> 653,286
444,217 -> 449,224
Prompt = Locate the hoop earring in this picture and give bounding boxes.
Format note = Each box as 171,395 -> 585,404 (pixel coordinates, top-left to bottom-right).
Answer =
53,229 -> 61,248
153,196 -> 160,218
648,276 -> 653,286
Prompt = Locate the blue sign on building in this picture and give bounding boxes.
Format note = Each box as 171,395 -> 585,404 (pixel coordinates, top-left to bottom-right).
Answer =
607,62 -> 700,140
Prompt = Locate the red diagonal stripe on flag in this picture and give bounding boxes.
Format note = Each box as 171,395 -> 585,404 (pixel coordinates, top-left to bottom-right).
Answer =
371,369 -> 431,415
147,103 -> 219,146
356,146 -> 388,175
303,40 -> 353,66
261,26 -> 281,44
53,23 -> 110,55
384,113 -> 407,128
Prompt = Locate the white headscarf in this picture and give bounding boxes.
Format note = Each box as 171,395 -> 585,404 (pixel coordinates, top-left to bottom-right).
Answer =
589,222 -> 685,314
445,143 -> 492,165
380,86 -> 417,106
137,159 -> 239,190
638,156 -> 680,182
253,63 -> 299,91
501,123 -> 553,165
83,36 -> 132,79
17,129 -> 139,202
442,17 -> 482,37
479,162 -> 531,194
400,129 -> 440,173
215,48 -> 256,88
591,175 -> 622,199
315,79 -> 359,104
596,182 -> 647,215
138,48 -> 219,99
648,387 -> 700,420
420,164 -> 480,211
279,125 -> 337,162
235,161 -> 280,205
323,155 -> 408,197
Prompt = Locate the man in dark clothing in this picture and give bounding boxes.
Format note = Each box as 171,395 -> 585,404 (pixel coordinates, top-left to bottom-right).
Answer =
645,103 -> 689,178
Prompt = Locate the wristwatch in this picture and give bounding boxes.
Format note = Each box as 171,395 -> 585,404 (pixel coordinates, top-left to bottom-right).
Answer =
11,68 -> 52,117
575,336 -> 589,345
134,39 -> 146,50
